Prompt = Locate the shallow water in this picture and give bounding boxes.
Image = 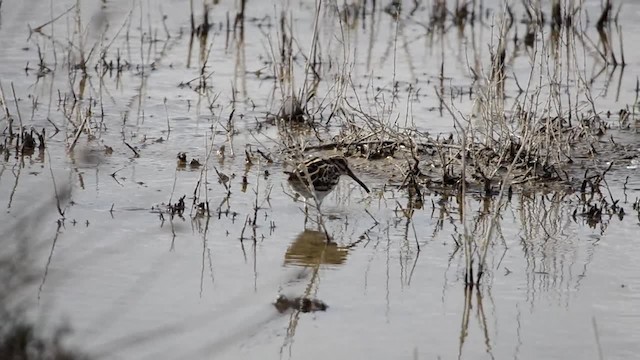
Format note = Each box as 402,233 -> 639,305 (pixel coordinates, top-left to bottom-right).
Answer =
1,0 -> 639,359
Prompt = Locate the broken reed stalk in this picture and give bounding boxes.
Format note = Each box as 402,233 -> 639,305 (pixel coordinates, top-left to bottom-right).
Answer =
189,0 -> 195,33
225,109 -> 235,157
617,24 -> 625,66
164,98 -> 171,138
0,81 -> 11,127
68,104 -> 90,151
234,0 -> 246,32
299,0 -> 322,103
324,6 -> 354,124
10,83 -> 24,133
192,125 -> 220,218
250,163 -> 266,244
286,14 -> 295,111
272,11 -> 296,104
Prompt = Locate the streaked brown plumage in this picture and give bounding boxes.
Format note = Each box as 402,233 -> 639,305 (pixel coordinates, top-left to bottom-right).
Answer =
285,156 -> 370,207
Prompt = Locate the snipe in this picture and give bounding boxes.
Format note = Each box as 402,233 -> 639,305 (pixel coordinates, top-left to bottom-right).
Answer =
285,155 -> 370,208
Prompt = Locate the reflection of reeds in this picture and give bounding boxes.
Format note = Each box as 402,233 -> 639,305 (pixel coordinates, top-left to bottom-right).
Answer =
424,0 -> 630,285
0,323 -> 89,360
1,186 -> 87,359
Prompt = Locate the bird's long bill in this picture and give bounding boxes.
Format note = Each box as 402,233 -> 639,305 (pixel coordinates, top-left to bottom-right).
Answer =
346,168 -> 370,193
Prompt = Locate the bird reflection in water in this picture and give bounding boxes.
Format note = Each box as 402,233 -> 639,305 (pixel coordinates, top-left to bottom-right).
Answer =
284,229 -> 350,267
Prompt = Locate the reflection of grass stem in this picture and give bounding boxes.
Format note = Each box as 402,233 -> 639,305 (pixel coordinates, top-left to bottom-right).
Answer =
592,317 -> 604,360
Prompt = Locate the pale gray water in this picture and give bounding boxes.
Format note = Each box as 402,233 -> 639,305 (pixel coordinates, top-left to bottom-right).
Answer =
1,0 -> 639,359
